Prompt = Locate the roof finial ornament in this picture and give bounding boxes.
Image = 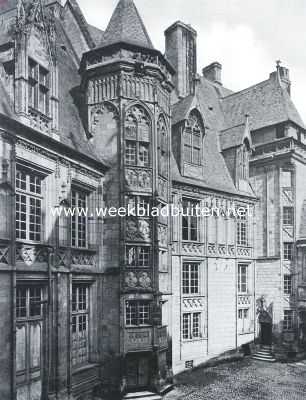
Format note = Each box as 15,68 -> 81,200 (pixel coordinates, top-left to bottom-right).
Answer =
276,59 -> 282,70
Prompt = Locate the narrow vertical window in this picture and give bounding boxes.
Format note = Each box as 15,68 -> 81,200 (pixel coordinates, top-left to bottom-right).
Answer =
238,264 -> 248,294
182,199 -> 199,241
71,284 -> 89,368
16,169 -> 43,242
71,190 -> 87,248
283,243 -> 293,260
237,212 -> 247,246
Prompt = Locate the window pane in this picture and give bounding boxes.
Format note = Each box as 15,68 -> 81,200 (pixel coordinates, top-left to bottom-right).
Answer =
125,141 -> 137,165
139,143 -> 149,166
192,313 -> 200,338
283,207 -> 294,225
182,313 -> 190,339
16,287 -> 27,318
125,301 -> 137,326
29,287 -> 42,317
138,247 -> 149,267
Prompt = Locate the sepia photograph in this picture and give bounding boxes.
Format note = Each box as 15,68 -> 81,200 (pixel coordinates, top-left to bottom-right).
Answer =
0,0 -> 306,399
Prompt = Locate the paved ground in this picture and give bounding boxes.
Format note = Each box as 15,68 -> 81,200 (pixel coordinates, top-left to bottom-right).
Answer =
165,358 -> 306,400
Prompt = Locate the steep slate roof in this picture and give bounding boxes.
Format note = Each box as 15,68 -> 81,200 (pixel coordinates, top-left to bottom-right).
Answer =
219,124 -> 247,151
102,0 -> 154,49
221,76 -> 305,131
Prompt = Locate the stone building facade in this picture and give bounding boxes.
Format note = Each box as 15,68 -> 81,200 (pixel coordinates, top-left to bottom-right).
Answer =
0,0 -> 304,399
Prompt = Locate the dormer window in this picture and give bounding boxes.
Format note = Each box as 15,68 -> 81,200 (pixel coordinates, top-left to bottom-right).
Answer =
183,111 -> 204,166
28,58 -> 50,116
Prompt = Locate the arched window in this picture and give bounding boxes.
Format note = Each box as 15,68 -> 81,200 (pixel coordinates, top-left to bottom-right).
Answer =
157,115 -> 168,176
183,110 -> 204,166
124,106 -> 151,167
240,140 -> 250,180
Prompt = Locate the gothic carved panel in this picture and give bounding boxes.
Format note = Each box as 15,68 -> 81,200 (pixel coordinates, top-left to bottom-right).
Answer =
125,168 -> 152,192
158,224 -> 168,247
182,242 -> 204,256
126,218 -> 151,242
157,176 -> 168,200
16,245 -> 48,266
124,271 -> 153,290
182,297 -> 205,311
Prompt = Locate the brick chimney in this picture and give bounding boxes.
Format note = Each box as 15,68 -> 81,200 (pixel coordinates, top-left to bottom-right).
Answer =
202,62 -> 222,85
165,21 -> 197,98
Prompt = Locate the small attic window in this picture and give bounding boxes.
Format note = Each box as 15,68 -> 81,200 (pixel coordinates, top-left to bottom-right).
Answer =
276,125 -> 285,139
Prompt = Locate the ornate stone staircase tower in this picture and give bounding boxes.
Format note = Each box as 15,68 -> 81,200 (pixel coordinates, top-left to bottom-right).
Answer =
79,0 -> 174,394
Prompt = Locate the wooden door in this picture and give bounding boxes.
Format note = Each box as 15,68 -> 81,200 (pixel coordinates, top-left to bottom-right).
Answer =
126,355 -> 150,390
16,286 -> 43,400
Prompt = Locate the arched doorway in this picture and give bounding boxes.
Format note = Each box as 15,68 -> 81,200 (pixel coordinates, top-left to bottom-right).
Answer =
259,311 -> 272,345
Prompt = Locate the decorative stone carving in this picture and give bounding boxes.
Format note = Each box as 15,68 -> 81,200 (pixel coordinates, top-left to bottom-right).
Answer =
157,177 -> 168,200
182,298 -> 204,310
125,168 -> 152,192
126,218 -> 151,241
237,246 -> 251,258
182,242 -> 204,256
71,250 -> 96,267
16,245 -> 48,266
158,225 -> 167,247
90,102 -> 119,137
0,244 -> 9,264
138,272 -> 152,288
207,243 -> 217,256
124,271 -> 152,289
238,295 -> 251,306
125,272 -> 138,288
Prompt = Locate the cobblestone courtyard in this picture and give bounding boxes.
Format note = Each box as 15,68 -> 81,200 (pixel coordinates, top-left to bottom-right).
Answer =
165,358 -> 306,400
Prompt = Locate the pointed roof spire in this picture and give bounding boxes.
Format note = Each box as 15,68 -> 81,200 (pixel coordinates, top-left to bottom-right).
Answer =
102,0 -> 154,49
